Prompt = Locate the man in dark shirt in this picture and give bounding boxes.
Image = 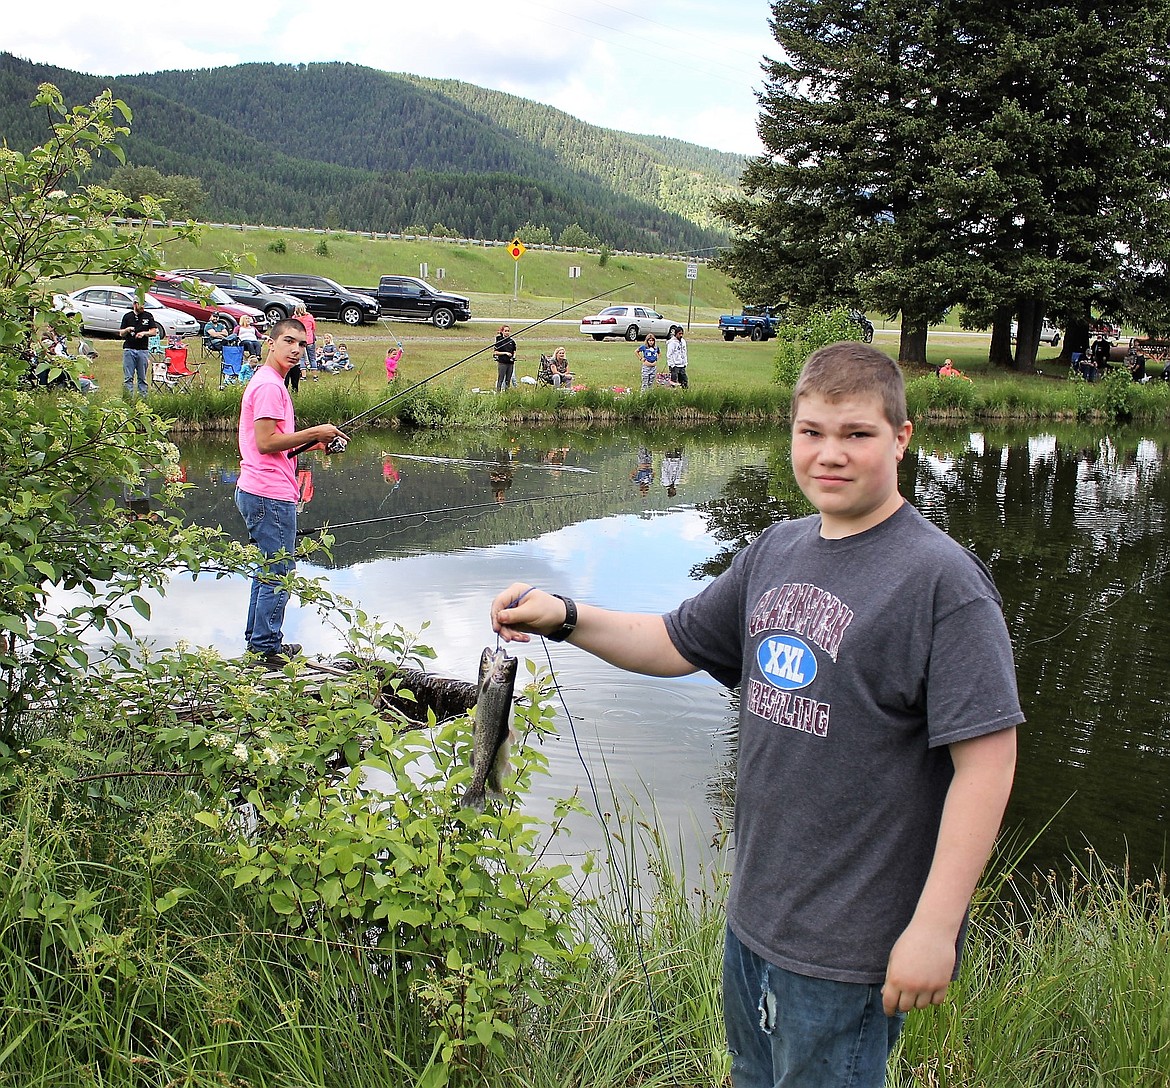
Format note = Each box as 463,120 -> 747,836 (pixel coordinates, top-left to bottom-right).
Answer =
120,299 -> 159,397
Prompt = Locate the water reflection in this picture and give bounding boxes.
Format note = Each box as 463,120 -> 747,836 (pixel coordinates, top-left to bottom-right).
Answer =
119,423 -> 1170,878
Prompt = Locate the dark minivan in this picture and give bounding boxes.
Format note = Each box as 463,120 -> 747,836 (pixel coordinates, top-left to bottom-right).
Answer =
174,269 -> 304,328
257,273 -> 382,326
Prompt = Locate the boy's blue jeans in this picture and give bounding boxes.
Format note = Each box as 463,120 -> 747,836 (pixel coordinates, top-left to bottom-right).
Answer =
235,488 -> 296,654
723,926 -> 904,1088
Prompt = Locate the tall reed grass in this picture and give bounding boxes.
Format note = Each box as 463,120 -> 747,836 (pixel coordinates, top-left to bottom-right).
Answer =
3,755 -> 1167,1087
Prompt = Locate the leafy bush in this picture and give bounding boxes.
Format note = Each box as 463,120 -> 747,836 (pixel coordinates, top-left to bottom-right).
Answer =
905,372 -> 978,416
2,640 -> 591,1086
772,308 -> 861,386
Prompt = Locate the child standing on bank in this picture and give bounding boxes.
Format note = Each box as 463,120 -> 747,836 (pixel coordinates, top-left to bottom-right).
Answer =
636,333 -> 659,390
490,341 -> 1022,1088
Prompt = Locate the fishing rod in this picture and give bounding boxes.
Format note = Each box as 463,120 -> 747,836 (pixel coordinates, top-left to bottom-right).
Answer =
287,283 -> 634,459
296,488 -> 619,537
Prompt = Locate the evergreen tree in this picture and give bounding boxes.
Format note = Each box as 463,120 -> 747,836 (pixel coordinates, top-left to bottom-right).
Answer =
716,1 -> 1170,367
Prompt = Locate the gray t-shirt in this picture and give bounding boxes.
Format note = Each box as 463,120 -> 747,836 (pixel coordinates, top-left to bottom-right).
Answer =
664,501 -> 1024,984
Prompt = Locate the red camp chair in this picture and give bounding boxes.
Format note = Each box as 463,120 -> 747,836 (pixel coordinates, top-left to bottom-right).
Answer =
164,345 -> 200,392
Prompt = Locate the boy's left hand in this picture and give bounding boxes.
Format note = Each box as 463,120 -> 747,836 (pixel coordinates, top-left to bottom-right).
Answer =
881,920 -> 955,1015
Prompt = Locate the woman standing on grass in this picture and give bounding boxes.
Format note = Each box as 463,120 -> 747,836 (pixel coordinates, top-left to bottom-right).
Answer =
636,333 -> 659,390
493,325 -> 517,392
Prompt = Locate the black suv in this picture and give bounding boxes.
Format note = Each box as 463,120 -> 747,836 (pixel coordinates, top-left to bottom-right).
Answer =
257,273 -> 382,326
174,269 -> 304,328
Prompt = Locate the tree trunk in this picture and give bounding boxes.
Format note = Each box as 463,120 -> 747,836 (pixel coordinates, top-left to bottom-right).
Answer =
989,307 -> 1014,368
897,321 -> 929,368
1011,299 -> 1042,372
1062,317 -> 1090,366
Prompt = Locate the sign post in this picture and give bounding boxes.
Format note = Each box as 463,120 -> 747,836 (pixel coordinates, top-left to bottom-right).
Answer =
686,261 -> 698,330
509,237 -> 526,300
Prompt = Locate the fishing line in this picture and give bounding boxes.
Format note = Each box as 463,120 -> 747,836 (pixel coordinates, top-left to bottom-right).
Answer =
286,282 -> 634,458
384,452 -> 592,474
496,586 -> 668,1052
534,632 -> 671,1054
1022,565 -> 1168,648
297,488 -> 621,537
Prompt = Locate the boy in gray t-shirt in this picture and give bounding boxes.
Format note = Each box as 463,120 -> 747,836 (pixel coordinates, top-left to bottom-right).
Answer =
490,342 -> 1022,1088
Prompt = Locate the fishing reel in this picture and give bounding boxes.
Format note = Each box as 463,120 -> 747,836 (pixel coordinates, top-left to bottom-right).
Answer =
325,436 -> 348,455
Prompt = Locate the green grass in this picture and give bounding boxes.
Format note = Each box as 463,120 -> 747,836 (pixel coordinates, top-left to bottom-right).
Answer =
78,326 -> 1170,430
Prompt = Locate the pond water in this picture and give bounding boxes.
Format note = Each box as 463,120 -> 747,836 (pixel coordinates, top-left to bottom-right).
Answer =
116,422 -> 1170,880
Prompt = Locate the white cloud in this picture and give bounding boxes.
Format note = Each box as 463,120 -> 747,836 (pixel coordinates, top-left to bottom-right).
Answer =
4,0 -> 773,153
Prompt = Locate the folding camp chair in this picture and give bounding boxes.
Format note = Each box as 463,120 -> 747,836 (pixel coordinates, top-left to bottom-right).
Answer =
164,344 -> 200,391
151,358 -> 178,391
220,343 -> 245,387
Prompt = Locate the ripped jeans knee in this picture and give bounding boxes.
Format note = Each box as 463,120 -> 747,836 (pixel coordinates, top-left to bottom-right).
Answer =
722,925 -> 903,1088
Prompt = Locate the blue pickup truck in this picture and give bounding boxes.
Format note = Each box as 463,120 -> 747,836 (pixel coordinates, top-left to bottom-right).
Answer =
719,304 -> 785,341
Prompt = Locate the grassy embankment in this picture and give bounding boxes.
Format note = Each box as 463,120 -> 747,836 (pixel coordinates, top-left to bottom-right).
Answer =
3,794 -> 1165,1087
63,224 -> 1170,425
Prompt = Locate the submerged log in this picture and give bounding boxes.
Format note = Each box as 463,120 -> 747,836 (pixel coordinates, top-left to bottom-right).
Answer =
379,667 -> 478,725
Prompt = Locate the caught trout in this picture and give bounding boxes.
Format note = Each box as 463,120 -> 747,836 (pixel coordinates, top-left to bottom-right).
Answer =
460,646 -> 518,812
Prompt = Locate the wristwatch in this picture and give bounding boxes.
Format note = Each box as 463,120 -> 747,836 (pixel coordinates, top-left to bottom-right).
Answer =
546,594 -> 577,642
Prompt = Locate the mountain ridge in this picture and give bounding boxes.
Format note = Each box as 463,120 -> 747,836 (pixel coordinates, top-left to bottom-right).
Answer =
0,54 -> 744,253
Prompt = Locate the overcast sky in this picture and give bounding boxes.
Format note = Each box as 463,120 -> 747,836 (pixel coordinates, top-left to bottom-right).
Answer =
4,0 -> 778,155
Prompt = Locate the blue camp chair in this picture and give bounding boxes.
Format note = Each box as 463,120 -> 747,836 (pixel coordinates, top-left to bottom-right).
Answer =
220,343 -> 245,387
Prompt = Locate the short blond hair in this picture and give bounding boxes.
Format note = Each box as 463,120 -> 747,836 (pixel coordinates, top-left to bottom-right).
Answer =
791,342 -> 907,430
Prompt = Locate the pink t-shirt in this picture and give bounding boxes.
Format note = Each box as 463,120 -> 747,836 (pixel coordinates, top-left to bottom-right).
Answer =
298,312 -> 316,344
237,364 -> 298,502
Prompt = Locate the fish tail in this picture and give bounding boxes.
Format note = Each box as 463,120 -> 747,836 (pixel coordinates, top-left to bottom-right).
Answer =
460,784 -> 487,813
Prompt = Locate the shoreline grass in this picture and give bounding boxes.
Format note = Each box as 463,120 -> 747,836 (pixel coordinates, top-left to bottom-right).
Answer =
4,784 -> 1164,1087
70,318 -> 1170,431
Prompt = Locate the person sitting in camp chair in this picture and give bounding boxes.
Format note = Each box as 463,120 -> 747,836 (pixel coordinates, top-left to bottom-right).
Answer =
151,357 -> 178,391
202,314 -> 236,359
538,347 -> 574,389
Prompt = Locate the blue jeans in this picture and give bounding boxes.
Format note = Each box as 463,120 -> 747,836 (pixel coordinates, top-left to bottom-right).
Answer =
123,347 -> 149,396
235,487 -> 297,654
723,926 -> 903,1088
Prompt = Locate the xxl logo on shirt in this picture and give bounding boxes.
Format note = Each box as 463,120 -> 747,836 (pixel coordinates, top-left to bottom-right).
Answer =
757,635 -> 817,690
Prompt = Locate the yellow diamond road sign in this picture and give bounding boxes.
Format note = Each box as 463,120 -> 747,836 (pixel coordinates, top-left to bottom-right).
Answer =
509,238 -> 526,260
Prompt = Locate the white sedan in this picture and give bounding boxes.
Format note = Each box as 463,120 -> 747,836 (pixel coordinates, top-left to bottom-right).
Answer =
1010,318 -> 1061,347
579,305 -> 683,342
61,286 -> 201,339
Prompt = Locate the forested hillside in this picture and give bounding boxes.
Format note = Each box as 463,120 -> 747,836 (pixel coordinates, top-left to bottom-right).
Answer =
0,54 -> 741,253
403,75 -> 745,233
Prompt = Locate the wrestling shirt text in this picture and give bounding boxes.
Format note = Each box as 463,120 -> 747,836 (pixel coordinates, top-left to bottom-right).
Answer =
746,679 -> 830,736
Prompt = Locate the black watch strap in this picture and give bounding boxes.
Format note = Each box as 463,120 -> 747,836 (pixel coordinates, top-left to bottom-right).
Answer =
546,594 -> 577,642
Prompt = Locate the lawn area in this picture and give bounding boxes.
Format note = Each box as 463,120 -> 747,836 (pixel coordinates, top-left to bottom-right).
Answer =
79,319 -> 1080,402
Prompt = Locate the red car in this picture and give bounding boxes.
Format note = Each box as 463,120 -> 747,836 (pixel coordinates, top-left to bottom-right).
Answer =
1089,317 -> 1122,339
149,272 -> 266,333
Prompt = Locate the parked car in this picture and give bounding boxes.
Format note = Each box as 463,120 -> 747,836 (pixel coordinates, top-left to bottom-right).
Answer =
1089,317 -> 1122,339
172,269 -> 304,328
719,305 -> 785,341
579,305 -> 683,342
351,275 -> 471,328
256,273 -> 382,326
1010,318 -> 1061,347
148,272 -> 265,332
849,308 -> 875,343
60,286 -> 201,339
